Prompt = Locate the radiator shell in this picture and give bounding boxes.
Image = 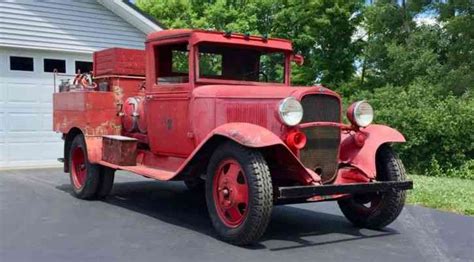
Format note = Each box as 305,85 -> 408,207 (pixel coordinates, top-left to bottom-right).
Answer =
300,95 -> 341,183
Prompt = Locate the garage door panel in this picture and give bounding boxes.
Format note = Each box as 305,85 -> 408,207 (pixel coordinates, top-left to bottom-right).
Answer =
7,143 -> 46,161
0,84 -> 5,102
6,83 -> 45,103
5,130 -> 60,141
40,90 -> 54,103
40,142 -> 63,159
42,114 -> 53,131
6,142 -> 62,161
3,103 -> 52,112
41,134 -> 62,143
0,114 -> 4,131
5,131 -> 44,143
6,113 -> 42,131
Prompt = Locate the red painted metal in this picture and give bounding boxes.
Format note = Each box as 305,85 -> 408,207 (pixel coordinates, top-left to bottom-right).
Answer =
102,135 -> 138,166
339,124 -> 406,179
53,92 -> 121,136
286,130 -> 307,151
53,29 -> 407,203
147,29 -> 293,52
93,48 -> 146,77
213,159 -> 249,227
71,147 -> 86,189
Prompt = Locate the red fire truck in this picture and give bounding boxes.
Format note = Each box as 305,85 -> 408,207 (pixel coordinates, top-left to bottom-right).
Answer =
53,29 -> 412,245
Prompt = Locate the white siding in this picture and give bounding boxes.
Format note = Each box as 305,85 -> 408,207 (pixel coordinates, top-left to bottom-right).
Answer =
0,0 -> 146,53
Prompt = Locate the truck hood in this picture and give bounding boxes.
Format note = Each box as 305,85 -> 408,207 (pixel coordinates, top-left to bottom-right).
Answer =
193,84 -> 340,100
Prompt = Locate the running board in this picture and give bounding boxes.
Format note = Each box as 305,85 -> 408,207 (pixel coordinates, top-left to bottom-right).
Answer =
278,181 -> 413,200
98,161 -> 176,181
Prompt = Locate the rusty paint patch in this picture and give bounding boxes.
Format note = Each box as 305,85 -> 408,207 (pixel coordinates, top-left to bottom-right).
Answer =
102,136 -> 138,166
227,129 -> 263,146
113,86 -> 124,104
84,120 -> 121,136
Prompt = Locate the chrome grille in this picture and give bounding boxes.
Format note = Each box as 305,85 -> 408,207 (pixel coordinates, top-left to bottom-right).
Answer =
300,95 -> 341,183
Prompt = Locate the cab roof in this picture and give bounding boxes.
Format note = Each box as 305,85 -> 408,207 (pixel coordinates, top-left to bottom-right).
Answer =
146,29 -> 293,51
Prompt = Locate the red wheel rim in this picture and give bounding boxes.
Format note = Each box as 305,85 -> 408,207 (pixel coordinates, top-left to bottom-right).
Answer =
71,147 -> 86,189
213,159 -> 249,228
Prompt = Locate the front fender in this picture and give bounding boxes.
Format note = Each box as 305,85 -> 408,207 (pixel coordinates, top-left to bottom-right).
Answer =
187,123 -> 320,183
211,122 -> 286,148
339,124 -> 405,179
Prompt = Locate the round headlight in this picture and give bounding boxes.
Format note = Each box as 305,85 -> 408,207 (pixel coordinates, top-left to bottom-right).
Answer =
347,101 -> 374,127
278,97 -> 303,126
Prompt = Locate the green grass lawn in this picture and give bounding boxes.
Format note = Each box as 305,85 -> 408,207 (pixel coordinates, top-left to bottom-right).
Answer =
407,174 -> 474,216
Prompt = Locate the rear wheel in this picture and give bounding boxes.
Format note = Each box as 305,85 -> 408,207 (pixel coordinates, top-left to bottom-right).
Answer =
68,134 -> 114,199
338,144 -> 407,229
96,166 -> 115,199
205,142 -> 273,245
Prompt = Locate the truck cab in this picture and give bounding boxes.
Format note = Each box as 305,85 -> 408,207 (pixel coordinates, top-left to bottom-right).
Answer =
53,29 -> 412,245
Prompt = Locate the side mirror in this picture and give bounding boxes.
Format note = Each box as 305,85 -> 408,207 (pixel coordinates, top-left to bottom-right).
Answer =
292,54 -> 304,66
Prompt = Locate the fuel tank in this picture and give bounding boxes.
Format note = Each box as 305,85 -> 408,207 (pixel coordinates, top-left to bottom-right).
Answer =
122,96 -> 147,133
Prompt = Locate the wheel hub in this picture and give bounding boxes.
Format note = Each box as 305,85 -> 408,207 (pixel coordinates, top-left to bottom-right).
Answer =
71,147 -> 86,189
213,159 -> 249,228
222,188 -> 230,197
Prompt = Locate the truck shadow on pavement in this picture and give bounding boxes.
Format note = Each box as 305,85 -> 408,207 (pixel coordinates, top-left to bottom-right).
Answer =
57,180 -> 398,250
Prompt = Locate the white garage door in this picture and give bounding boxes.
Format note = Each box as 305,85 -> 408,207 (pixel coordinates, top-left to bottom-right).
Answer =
0,47 -> 92,169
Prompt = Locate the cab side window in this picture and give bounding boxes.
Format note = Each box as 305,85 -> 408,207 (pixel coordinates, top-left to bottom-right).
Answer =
155,43 -> 189,84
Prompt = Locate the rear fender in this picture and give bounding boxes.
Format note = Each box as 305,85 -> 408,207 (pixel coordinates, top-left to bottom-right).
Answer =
84,136 -> 102,163
339,124 -> 405,179
63,127 -> 103,171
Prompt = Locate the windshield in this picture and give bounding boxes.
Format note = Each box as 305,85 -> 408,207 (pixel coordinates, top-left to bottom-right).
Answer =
197,44 -> 286,83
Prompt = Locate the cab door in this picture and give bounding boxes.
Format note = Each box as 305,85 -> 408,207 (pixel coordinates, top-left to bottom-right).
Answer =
145,41 -> 195,157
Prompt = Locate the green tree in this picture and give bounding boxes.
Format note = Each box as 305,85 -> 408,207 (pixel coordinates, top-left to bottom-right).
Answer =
136,0 -> 363,87
272,0 -> 363,87
436,0 -> 474,95
356,0 -> 473,95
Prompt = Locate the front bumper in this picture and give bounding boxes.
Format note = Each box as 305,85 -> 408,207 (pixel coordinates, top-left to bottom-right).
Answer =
277,180 -> 413,200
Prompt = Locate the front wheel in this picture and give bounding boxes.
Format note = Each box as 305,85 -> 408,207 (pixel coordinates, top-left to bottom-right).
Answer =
338,144 -> 407,229
205,142 -> 273,245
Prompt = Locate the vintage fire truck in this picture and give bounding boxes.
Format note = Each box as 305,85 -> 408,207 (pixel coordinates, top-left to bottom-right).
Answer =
53,29 -> 412,245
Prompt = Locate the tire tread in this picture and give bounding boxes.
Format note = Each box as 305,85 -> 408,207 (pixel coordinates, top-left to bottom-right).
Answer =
338,144 -> 407,229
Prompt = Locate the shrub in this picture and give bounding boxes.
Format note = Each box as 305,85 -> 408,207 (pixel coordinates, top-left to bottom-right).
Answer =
346,80 -> 474,179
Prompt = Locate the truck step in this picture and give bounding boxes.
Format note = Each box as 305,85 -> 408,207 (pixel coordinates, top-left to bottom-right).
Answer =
98,160 -> 176,181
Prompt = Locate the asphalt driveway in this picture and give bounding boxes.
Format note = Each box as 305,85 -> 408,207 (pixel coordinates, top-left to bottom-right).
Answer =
1,168 -> 473,262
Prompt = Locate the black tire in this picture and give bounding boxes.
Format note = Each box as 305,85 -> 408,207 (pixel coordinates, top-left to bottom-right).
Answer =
68,135 -> 101,199
338,144 -> 407,229
205,142 -> 273,245
96,166 -> 115,199
68,134 -> 115,199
